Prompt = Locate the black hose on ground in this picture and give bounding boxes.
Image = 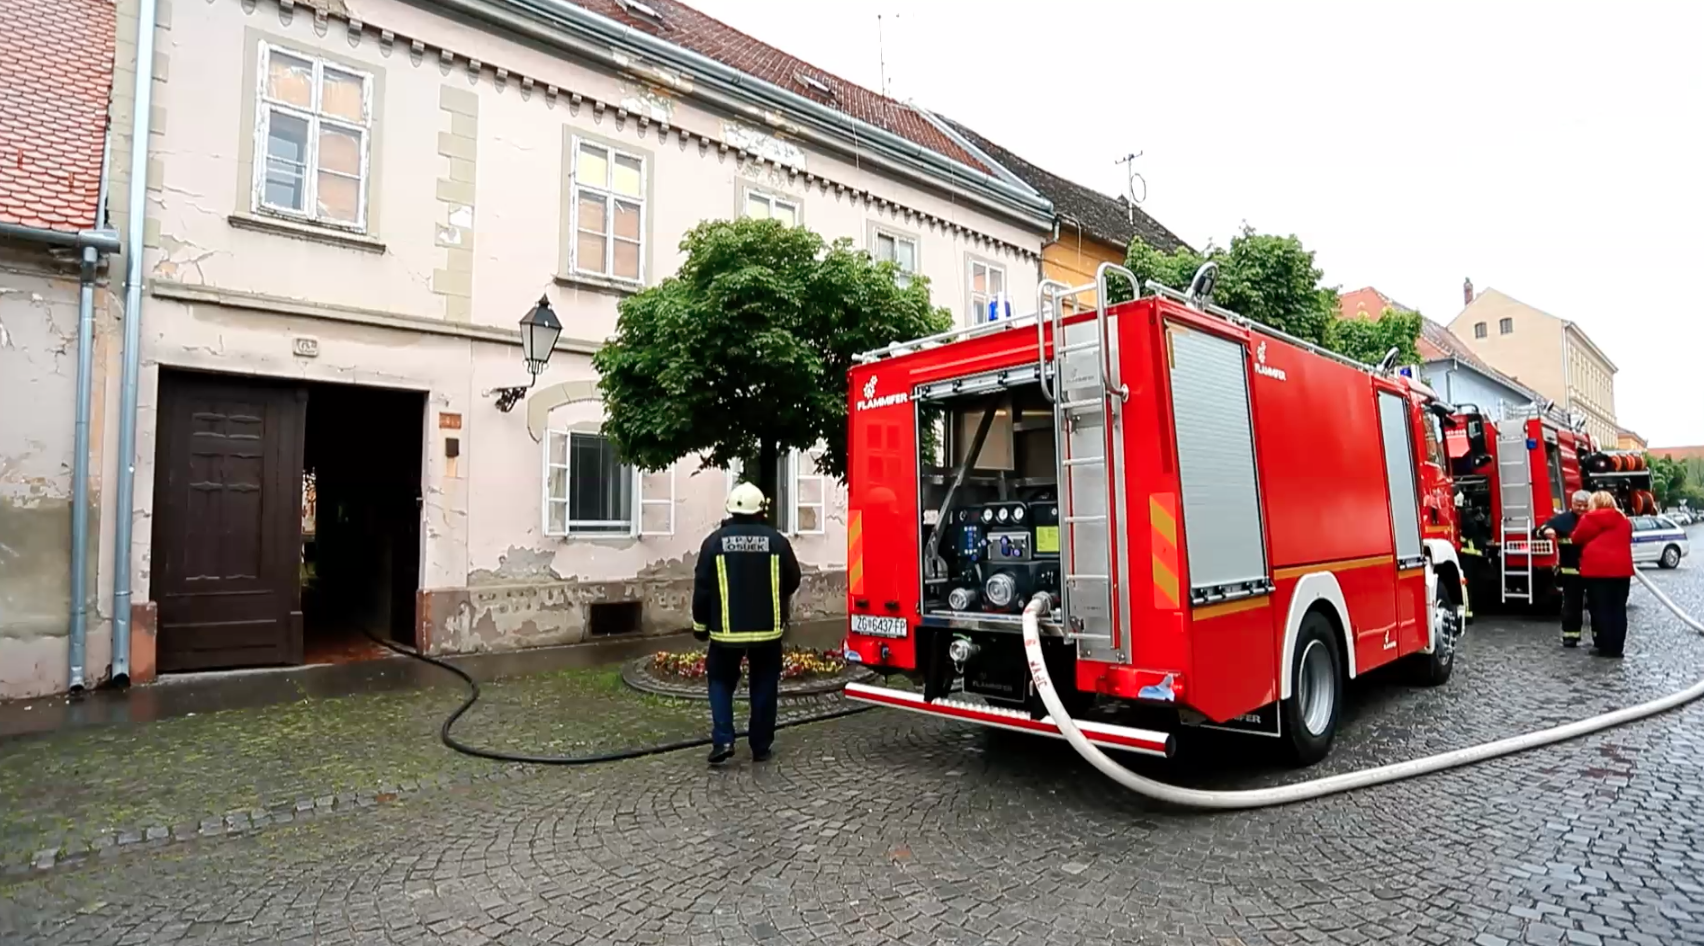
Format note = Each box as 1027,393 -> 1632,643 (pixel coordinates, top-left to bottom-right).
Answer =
361,630 -> 870,766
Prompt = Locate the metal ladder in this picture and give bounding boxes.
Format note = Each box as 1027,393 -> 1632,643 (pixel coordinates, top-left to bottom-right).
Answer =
1500,516 -> 1533,603
1495,429 -> 1534,603
1038,263 -> 1134,663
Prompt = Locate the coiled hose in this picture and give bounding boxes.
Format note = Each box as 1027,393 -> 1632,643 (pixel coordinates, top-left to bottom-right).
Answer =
363,631 -> 869,765
1020,570 -> 1704,810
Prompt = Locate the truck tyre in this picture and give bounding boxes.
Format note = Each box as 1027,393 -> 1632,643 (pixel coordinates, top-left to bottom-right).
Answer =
1660,545 -> 1682,569
1411,576 -> 1460,688
1280,613 -> 1341,767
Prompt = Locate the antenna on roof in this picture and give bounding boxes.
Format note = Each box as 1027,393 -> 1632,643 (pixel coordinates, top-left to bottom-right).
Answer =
876,14 -> 893,96
1115,152 -> 1147,222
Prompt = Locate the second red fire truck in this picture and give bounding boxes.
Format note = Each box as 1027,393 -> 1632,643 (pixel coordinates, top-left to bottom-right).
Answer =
842,264 -> 1470,765
1447,405 -> 1656,612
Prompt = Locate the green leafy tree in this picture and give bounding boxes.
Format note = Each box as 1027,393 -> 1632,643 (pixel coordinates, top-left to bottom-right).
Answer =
1123,225 -> 1421,365
1326,306 -> 1424,366
1648,453 -> 1692,509
591,217 -> 949,523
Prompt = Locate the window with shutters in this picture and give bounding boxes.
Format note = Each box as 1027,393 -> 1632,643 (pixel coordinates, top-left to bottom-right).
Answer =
252,43 -> 373,231
543,429 -> 674,538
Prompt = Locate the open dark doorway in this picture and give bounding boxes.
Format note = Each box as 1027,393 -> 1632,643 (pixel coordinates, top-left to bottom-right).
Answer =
300,382 -> 425,664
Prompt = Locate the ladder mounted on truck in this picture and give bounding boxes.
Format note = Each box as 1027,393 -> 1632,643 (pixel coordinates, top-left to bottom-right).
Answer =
1494,424 -> 1553,603
1037,264 -> 1138,665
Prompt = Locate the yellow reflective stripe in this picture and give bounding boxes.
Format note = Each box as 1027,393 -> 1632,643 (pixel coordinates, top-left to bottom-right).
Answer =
716,556 -> 731,636
770,554 -> 781,630
692,622 -> 707,631
710,628 -> 783,643
1559,567 -> 1579,575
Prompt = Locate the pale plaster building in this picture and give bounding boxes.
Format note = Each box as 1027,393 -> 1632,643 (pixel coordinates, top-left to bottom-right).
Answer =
1447,285 -> 1620,447
0,0 -> 1054,698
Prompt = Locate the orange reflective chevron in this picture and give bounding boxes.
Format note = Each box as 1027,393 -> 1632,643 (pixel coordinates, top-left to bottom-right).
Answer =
1150,492 -> 1180,610
848,509 -> 865,596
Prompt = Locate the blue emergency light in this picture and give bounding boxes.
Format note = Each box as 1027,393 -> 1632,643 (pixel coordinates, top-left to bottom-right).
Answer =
985,293 -> 1012,322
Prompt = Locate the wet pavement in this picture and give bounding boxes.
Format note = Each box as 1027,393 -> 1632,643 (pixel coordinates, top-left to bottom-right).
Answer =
2,558 -> 1702,945
0,621 -> 845,740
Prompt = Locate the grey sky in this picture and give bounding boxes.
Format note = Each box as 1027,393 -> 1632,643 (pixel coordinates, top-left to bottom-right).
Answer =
690,0 -> 1703,446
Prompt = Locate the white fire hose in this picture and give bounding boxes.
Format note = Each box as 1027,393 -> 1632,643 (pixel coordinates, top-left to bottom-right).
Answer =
1020,571 -> 1704,810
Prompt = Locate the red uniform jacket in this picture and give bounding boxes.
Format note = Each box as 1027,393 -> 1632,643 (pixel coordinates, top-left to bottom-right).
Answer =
1569,508 -> 1634,579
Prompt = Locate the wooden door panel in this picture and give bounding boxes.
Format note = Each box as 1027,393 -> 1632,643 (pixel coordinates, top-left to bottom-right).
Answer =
153,373 -> 305,673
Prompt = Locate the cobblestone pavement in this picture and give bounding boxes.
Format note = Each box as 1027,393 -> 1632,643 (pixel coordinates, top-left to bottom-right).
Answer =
0,664 -> 847,868
2,558 -> 1702,946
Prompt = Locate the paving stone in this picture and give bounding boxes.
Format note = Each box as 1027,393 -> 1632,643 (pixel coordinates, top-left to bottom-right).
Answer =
3,566 -> 1703,945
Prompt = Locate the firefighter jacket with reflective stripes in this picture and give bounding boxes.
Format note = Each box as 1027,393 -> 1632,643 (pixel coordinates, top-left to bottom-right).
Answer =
692,516 -> 802,645
1541,510 -> 1583,574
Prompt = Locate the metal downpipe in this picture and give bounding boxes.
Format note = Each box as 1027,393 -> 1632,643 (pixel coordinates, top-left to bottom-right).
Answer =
1021,571 -> 1704,810
67,128 -> 114,692
68,247 -> 97,691
109,0 -> 161,687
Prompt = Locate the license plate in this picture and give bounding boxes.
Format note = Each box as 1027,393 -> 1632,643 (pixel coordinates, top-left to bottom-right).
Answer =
850,615 -> 908,638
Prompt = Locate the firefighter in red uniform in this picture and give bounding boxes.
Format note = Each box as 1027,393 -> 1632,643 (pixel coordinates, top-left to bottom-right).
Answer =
1541,490 -> 1592,648
692,482 -> 802,765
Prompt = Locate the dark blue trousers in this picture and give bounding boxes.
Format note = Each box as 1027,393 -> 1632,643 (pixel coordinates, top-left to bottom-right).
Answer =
706,641 -> 783,751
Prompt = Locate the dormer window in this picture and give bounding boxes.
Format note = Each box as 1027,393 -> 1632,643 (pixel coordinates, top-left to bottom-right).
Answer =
615,0 -> 664,24
795,73 -> 834,99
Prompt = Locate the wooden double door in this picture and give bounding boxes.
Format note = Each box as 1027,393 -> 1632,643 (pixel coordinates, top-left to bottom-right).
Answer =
151,371 -> 306,672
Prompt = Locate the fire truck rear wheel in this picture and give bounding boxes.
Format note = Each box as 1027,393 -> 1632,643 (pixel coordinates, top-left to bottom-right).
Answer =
1280,613 -> 1341,766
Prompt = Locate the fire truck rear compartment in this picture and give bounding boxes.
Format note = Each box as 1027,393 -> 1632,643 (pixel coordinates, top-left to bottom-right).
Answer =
913,380 -> 1070,707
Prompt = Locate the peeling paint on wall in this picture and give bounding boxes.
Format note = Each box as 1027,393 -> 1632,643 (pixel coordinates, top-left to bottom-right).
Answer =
619,79 -> 675,122
722,120 -> 806,169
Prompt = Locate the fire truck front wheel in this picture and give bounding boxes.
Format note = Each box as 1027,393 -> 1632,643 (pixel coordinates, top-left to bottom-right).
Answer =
1281,613 -> 1342,766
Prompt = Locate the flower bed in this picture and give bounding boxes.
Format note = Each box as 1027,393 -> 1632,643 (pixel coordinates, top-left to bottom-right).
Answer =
649,645 -> 847,682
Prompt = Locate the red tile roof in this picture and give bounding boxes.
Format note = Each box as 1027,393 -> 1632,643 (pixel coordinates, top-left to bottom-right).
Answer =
1651,445 -> 1704,462
0,0 -> 115,232
567,0 -> 991,174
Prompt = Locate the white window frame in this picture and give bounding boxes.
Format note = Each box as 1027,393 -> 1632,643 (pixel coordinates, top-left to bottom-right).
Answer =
743,189 -> 801,226
569,136 -> 648,284
252,41 -> 373,232
967,258 -> 1007,324
870,226 -> 919,287
542,429 -> 674,538
724,444 -> 826,536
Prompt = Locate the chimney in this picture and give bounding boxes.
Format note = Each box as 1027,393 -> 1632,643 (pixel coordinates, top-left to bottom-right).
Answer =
1463,278 -> 1474,306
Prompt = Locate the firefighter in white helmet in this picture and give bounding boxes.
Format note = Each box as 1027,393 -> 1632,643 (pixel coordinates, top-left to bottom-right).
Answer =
692,480 -> 802,765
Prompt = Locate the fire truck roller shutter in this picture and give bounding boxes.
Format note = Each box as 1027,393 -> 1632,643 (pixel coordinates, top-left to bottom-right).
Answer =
1166,326 -> 1268,595
1376,392 -> 1426,568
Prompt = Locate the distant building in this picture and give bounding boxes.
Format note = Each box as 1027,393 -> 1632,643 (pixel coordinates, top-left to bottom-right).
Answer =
932,117 -> 1193,312
1338,287 -> 1550,421
1616,427 -> 1648,452
1651,445 -> 1704,462
1447,283 -> 1619,446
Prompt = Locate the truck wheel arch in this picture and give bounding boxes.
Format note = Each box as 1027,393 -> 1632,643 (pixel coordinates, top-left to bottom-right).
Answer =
1279,572 -> 1354,701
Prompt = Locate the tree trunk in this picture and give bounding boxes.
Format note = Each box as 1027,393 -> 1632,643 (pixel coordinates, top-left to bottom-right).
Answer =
758,438 -> 781,528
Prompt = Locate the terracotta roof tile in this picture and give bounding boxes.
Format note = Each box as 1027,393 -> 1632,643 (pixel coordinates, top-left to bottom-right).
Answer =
0,0 -> 116,233
942,118 -> 1192,254
565,0 -> 990,174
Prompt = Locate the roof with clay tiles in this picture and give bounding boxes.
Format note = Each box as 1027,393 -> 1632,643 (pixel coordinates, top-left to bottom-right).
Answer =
0,0 -> 116,233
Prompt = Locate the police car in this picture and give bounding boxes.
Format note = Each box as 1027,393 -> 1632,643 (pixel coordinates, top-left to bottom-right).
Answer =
1632,515 -> 1690,569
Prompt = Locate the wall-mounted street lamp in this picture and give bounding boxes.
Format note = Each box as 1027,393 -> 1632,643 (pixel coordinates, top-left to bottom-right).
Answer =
493,295 -> 562,412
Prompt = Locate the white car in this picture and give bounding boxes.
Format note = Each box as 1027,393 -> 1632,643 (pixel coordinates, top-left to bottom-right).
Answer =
1632,515 -> 1690,569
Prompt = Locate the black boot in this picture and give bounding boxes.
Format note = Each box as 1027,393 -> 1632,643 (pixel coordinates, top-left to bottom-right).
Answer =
708,743 -> 734,765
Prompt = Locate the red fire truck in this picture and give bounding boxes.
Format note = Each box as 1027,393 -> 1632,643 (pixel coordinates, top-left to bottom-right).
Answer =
841,264 -> 1469,765
1447,405 -> 1656,611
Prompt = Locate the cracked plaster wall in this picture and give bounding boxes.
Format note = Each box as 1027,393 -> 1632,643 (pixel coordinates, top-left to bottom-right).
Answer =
0,254 -> 115,700
79,0 -> 1086,675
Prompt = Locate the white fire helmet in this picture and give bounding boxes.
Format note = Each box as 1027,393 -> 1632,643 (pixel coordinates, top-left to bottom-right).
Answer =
726,482 -> 766,516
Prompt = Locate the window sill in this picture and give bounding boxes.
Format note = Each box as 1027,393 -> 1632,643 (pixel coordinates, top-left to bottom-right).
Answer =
554,271 -> 644,297
228,213 -> 386,254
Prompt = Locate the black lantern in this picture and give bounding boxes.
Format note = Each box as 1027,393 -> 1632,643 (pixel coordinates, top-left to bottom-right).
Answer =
494,295 -> 562,412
